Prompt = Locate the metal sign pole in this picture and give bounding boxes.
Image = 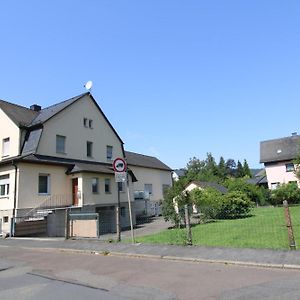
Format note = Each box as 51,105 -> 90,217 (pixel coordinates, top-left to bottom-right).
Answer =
126,172 -> 135,244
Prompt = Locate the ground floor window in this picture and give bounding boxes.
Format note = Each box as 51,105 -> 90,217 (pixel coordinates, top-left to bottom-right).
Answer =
38,174 -> 50,194
270,182 -> 280,190
0,174 -> 9,197
105,178 -> 111,193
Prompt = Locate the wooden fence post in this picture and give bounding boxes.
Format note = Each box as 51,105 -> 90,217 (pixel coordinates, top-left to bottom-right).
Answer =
184,204 -> 192,245
283,200 -> 296,250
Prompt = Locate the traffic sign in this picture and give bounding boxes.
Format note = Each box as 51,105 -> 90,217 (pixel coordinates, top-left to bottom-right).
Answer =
115,172 -> 127,183
113,157 -> 127,172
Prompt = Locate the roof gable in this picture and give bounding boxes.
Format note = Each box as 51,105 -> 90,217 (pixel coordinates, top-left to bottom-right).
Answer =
125,151 -> 172,171
260,135 -> 300,163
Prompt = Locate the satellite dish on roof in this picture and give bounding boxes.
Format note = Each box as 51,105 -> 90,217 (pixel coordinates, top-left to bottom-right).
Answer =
84,80 -> 93,91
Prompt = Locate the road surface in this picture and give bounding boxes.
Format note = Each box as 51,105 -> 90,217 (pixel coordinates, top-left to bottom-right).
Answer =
1,245 -> 300,299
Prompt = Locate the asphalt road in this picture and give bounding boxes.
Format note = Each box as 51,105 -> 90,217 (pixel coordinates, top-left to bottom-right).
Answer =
1,245 -> 300,300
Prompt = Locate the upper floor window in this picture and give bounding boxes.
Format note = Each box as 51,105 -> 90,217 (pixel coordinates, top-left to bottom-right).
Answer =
2,138 -> 10,157
56,135 -> 66,154
38,174 -> 50,195
106,146 -> 113,160
0,174 -> 9,197
89,119 -> 93,129
144,184 -> 153,196
87,141 -> 93,157
286,163 -> 295,172
92,178 -> 99,194
105,178 -> 111,193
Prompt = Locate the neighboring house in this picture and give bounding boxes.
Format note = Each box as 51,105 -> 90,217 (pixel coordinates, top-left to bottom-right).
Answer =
260,134 -> 300,189
172,168 -> 186,182
247,169 -> 268,188
125,151 -> 172,217
0,92 -> 136,236
174,181 -> 228,214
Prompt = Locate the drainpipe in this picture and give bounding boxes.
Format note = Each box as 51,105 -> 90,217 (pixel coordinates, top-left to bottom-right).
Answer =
11,161 -> 18,237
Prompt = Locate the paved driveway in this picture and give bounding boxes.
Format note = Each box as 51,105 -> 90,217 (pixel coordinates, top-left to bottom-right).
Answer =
99,216 -> 172,241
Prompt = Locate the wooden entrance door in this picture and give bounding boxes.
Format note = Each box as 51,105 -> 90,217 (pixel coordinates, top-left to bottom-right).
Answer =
72,178 -> 79,206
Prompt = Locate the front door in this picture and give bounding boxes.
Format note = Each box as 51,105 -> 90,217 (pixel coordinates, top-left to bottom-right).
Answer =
72,178 -> 79,206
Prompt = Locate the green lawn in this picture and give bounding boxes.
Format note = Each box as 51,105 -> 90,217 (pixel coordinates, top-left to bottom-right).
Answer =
135,206 -> 300,250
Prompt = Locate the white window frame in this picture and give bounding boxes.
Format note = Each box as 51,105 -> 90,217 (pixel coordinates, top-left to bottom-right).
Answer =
38,174 -> 50,195
106,145 -> 113,161
0,174 -> 9,197
286,163 -> 295,172
87,141 -> 93,157
56,135 -> 66,154
270,182 -> 280,190
83,118 -> 88,127
144,184 -> 153,196
105,178 -> 111,194
92,177 -> 99,194
2,138 -> 10,157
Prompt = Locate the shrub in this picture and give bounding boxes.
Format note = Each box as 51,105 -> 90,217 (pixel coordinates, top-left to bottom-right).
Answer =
217,191 -> 253,219
191,187 -> 223,220
270,182 -> 300,205
225,178 -> 268,206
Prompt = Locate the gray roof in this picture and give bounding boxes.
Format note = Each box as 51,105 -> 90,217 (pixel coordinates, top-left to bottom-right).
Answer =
173,169 -> 186,177
260,135 -> 300,163
247,175 -> 268,185
125,151 -> 172,171
0,99 -> 38,127
189,181 -> 228,194
67,163 -> 114,175
30,93 -> 87,126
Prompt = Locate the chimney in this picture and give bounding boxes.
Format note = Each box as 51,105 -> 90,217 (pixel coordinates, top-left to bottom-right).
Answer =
30,104 -> 41,112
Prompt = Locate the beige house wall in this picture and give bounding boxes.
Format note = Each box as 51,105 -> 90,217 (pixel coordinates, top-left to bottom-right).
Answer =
81,173 -> 133,206
265,161 -> 300,189
0,109 -> 21,160
17,163 -> 72,209
37,94 -> 123,162
129,166 -> 172,201
16,163 -> 134,210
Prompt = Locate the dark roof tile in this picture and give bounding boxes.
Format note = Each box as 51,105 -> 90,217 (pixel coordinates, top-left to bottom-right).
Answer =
260,135 -> 300,163
125,151 -> 172,171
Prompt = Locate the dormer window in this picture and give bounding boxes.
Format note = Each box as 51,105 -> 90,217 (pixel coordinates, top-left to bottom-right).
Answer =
2,138 -> 9,157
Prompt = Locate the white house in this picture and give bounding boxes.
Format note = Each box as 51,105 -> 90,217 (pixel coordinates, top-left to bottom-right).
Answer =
0,92 -> 136,236
125,151 -> 172,217
260,134 -> 300,189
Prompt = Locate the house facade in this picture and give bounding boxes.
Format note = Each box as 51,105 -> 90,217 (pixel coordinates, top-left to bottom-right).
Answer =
0,92 -> 136,236
125,151 -> 172,217
260,134 -> 300,189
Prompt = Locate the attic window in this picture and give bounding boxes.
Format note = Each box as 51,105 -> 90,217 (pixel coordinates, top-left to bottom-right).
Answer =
83,118 -> 88,127
277,149 -> 282,154
2,138 -> 10,157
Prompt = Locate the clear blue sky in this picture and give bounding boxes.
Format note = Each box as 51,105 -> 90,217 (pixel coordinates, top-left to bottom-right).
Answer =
1,1 -> 299,169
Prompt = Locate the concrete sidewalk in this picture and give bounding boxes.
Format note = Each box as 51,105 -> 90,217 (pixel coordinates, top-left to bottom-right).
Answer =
1,238 -> 300,270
